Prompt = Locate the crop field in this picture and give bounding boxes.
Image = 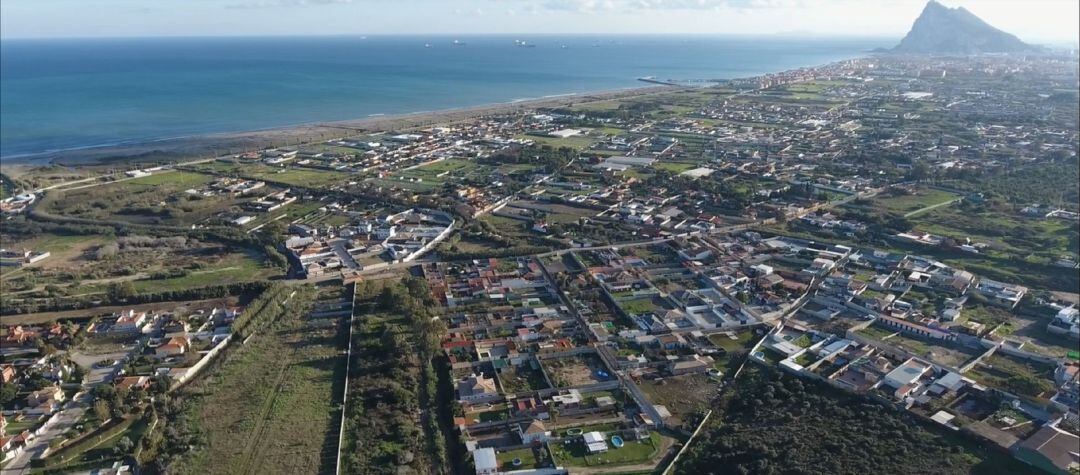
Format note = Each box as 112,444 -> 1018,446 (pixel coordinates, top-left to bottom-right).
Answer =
172,285 -> 347,475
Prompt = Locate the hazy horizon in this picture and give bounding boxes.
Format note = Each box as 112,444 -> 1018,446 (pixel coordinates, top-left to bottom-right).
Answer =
2,0 -> 1077,44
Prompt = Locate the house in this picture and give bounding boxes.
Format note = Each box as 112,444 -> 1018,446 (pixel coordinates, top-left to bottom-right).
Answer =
655,333 -> 686,350
547,389 -> 582,409
517,419 -> 550,445
26,385 -> 64,407
882,358 -> 932,398
473,447 -> 498,475
583,431 -> 608,454
670,355 -> 712,375
1013,424 -> 1080,475
457,374 -> 499,404
116,376 -> 151,391
1047,306 -> 1080,341
974,279 -> 1027,309
0,365 -> 15,384
155,336 -> 190,358
113,310 -> 148,333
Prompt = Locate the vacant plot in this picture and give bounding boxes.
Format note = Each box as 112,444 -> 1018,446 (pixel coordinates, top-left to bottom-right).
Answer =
639,373 -> 715,427
910,205 -> 1079,265
965,353 -> 1057,401
543,353 -> 614,388
869,188 -> 959,215
3,236 -> 278,301
505,200 -> 598,224
187,161 -> 345,188
38,170 -> 245,225
171,285 -> 347,475
497,359 -> 551,394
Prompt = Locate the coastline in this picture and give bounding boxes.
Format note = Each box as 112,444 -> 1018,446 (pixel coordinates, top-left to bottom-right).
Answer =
2,85 -> 669,167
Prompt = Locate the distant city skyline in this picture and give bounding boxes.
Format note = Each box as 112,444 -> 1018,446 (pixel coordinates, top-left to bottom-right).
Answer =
1,0 -> 1077,44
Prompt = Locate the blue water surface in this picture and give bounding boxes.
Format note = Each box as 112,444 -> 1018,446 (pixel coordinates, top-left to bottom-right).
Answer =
0,35 -> 889,158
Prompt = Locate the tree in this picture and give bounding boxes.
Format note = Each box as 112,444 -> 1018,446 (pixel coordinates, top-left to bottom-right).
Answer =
108,281 -> 137,301
0,383 -> 17,405
114,436 -> 134,456
94,399 -> 111,423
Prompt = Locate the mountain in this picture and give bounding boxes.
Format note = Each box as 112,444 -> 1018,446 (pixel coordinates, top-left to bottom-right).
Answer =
893,1 -> 1034,54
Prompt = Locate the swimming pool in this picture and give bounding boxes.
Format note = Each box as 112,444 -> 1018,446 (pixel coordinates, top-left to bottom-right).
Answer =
611,435 -> 624,448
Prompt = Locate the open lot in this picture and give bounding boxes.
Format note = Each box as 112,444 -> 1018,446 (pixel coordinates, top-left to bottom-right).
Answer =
638,373 -> 716,427
542,353 -> 614,388
38,170 -> 227,225
1,233 -> 278,301
171,285 -> 347,475
186,160 -> 347,188
867,187 -> 960,215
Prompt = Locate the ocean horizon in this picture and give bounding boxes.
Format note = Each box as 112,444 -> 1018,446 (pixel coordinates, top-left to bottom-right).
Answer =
0,35 -> 890,159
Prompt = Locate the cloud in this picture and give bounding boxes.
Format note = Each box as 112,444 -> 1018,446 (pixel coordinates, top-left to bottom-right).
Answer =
533,0 -> 813,13
226,0 -> 353,9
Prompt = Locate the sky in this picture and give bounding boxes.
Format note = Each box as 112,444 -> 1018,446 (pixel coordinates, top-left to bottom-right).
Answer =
1,0 -> 1077,44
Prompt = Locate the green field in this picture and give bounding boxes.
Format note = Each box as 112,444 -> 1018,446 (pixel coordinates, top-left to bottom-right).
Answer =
39,170 -> 230,225
653,161 -> 700,173
186,161 -> 345,188
171,285 -> 346,475
869,188 -> 960,215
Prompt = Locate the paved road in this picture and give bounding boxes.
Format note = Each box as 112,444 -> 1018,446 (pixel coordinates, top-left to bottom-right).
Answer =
1,395 -> 89,475
2,350 -> 128,474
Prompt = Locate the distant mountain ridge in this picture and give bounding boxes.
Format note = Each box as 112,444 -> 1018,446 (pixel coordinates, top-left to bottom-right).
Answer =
893,0 -> 1035,54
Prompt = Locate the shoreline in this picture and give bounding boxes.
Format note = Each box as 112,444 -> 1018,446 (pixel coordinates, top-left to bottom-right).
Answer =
1,85 -> 670,167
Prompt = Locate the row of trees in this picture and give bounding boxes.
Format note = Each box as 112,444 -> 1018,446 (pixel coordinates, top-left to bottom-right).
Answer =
342,278 -> 452,474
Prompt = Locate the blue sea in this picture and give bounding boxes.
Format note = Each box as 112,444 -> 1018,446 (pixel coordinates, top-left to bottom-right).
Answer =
0,35 -> 888,159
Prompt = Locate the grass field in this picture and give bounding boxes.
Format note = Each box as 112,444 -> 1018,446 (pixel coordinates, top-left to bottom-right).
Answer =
652,161 -> 700,174
869,188 -> 960,215
39,170 -> 234,225
0,233 -> 110,278
171,285 -> 346,475
186,160 -> 345,188
129,251 -> 277,293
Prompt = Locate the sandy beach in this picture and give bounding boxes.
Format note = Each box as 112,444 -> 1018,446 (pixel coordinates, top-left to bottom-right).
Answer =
8,85 -> 670,167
